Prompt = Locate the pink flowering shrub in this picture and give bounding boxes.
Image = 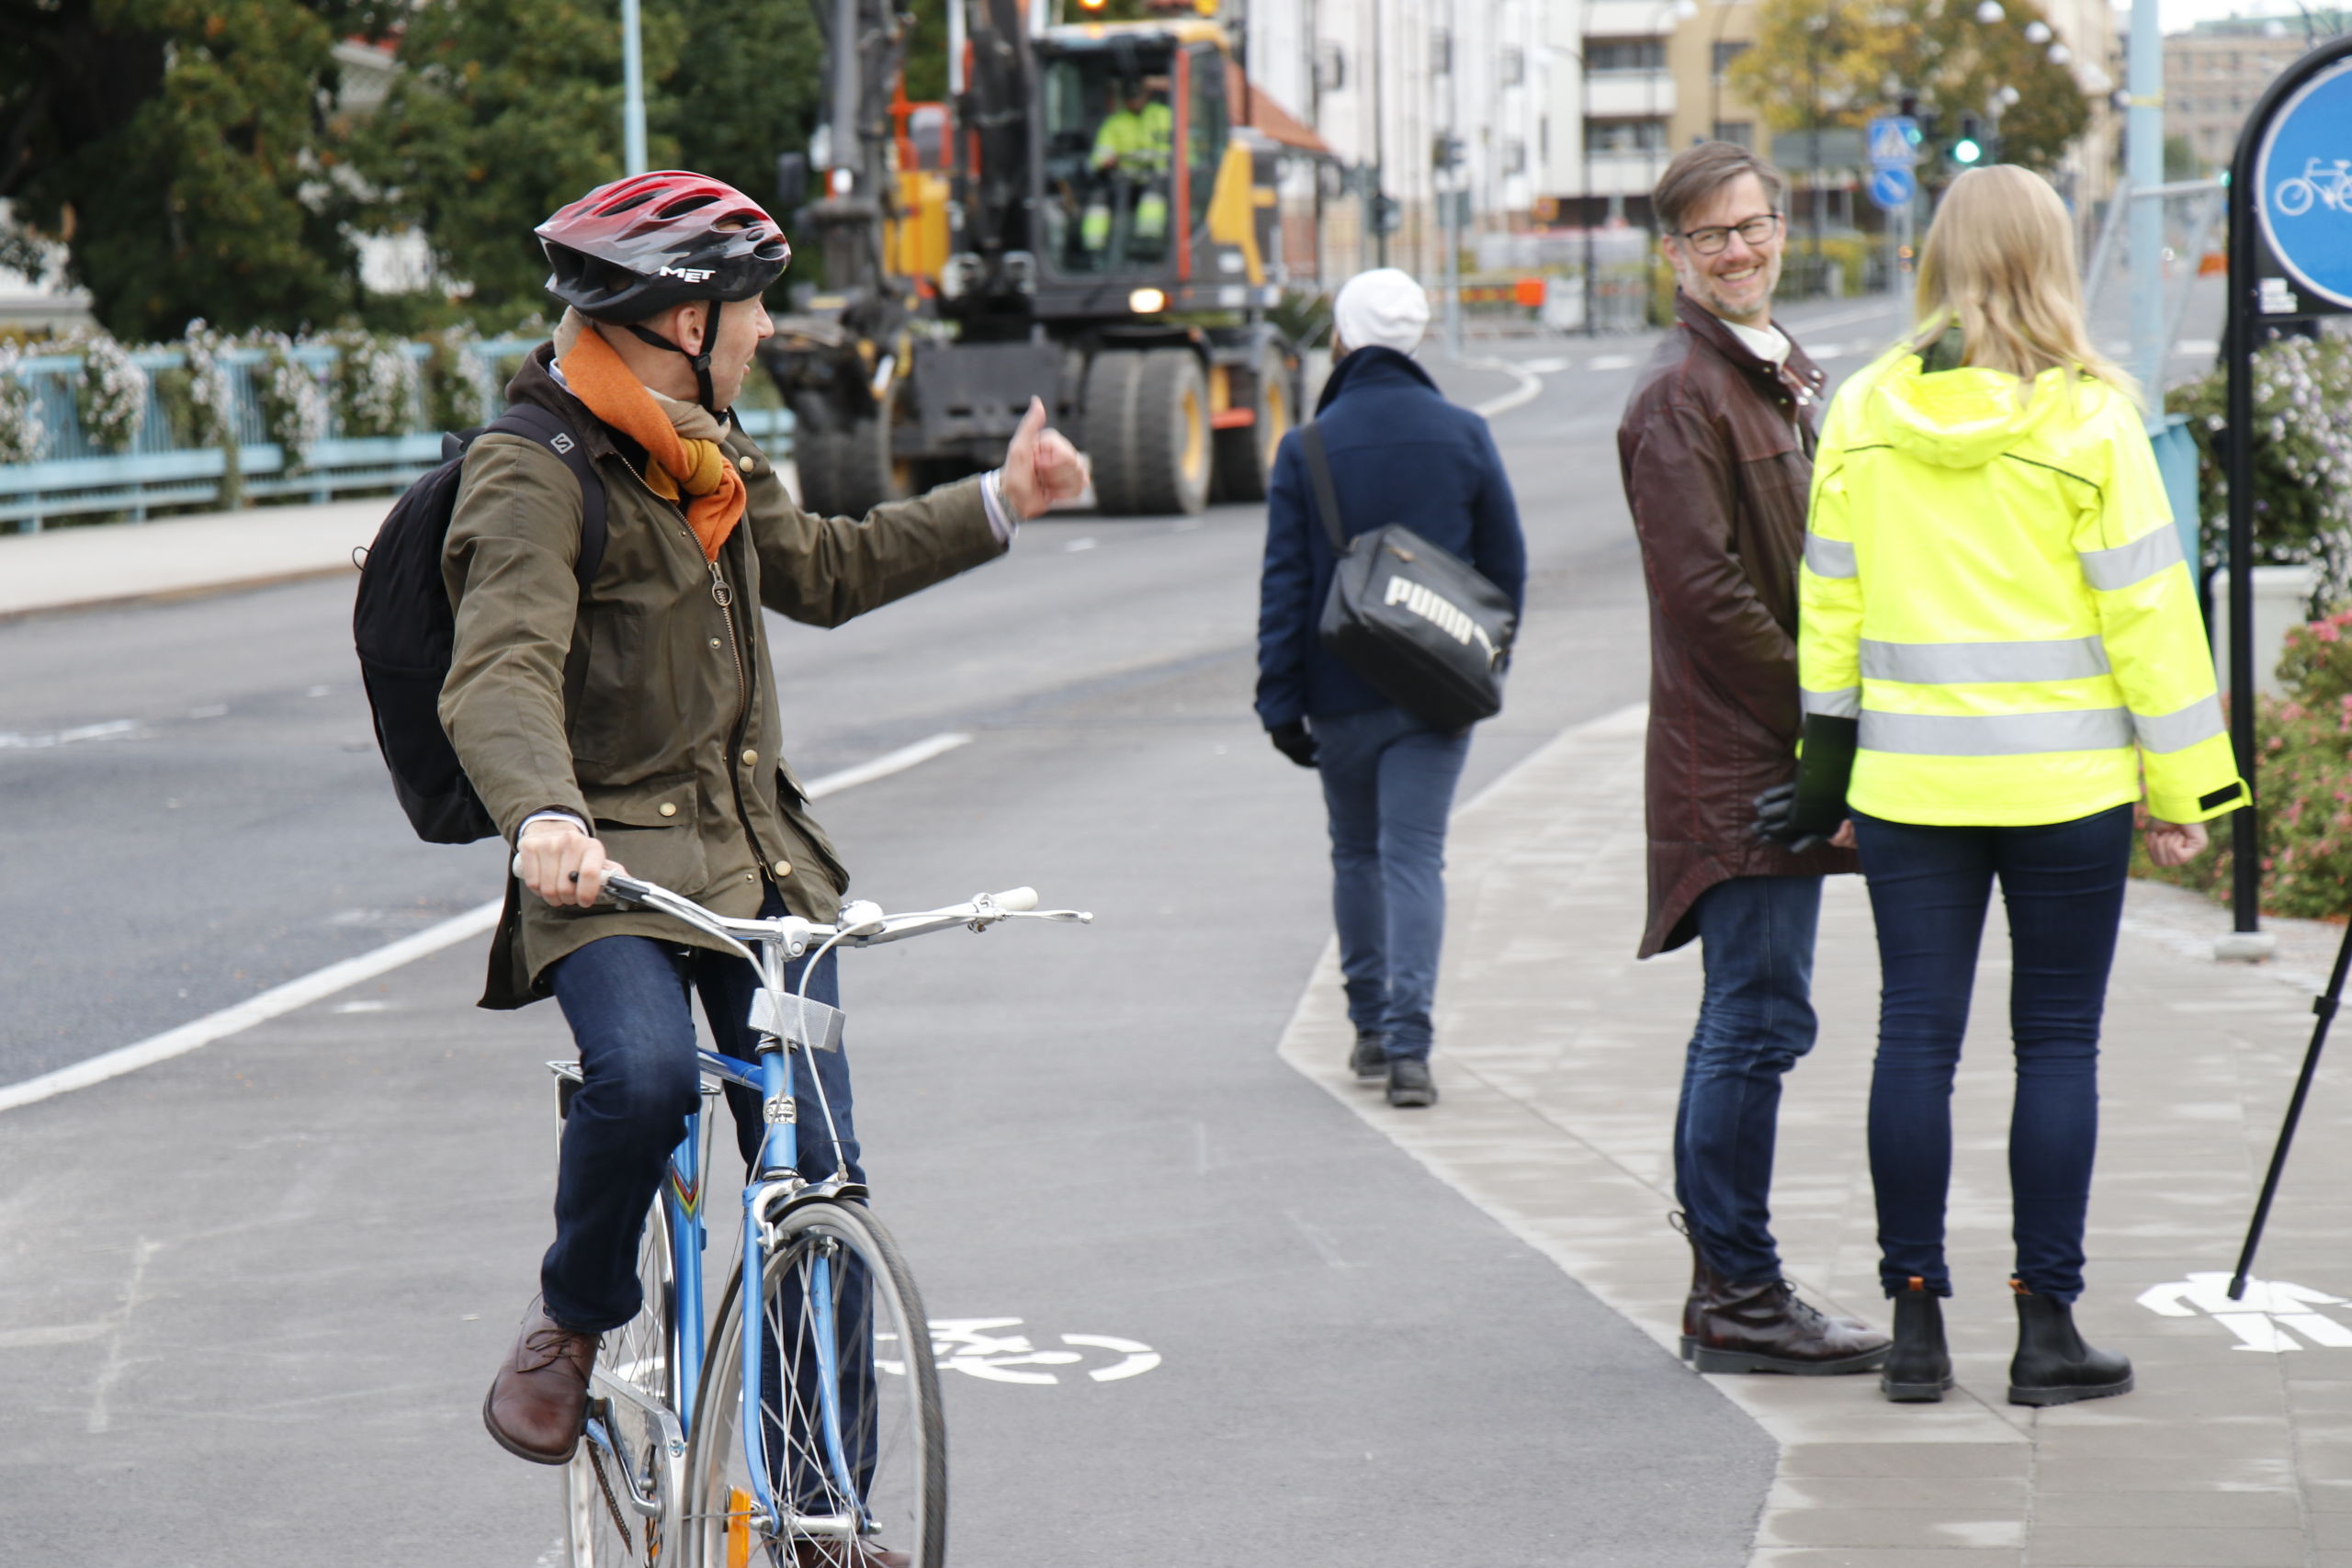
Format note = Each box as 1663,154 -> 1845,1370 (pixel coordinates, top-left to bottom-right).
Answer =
2139,615 -> 2352,917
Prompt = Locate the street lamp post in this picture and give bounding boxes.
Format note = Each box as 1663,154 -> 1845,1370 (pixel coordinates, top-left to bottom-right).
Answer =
621,0 -> 649,175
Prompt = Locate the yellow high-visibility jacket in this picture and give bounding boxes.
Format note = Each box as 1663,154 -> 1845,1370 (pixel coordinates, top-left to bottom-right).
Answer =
1798,348 -> 2246,827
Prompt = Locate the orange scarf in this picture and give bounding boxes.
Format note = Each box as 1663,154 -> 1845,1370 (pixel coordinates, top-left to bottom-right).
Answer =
560,323 -> 745,560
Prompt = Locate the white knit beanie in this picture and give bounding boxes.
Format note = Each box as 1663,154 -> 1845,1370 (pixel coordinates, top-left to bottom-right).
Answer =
1332,267 -> 1430,355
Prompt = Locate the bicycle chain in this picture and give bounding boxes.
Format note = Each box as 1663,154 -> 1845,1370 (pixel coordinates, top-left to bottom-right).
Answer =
586,1441 -> 634,1555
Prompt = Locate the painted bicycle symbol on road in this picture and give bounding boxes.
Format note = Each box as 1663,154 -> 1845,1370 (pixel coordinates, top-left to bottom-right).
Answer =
2276,157 -> 2352,217
876,1317 -> 1163,1385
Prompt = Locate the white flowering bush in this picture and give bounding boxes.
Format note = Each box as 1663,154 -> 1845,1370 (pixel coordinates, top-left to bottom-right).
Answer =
252,333 -> 330,464
181,319 -> 240,446
0,340 -> 47,463
426,320 -> 499,431
330,332 -> 424,439
72,330 -> 149,452
2169,332 -> 2352,608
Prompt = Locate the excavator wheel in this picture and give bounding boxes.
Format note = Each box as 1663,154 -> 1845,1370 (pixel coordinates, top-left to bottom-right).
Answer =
1084,348 -> 1210,516
1210,347 -> 1294,503
793,399 -> 899,519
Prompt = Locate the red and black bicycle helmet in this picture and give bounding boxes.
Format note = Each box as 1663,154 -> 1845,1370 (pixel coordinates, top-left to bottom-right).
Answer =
537,171 -> 792,409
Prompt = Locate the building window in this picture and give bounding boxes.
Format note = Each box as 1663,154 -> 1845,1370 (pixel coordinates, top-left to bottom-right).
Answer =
1504,138 -> 1529,175
1713,119 -> 1754,146
1541,116 -> 1552,159
1588,39 -> 1667,73
1502,46 -> 1526,85
1711,40 -> 1750,79
1588,117 -> 1669,152
1316,42 -> 1347,94
1432,28 -> 1453,74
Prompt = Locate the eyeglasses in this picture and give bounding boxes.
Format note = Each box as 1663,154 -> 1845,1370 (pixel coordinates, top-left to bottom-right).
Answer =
1679,213 -> 1782,254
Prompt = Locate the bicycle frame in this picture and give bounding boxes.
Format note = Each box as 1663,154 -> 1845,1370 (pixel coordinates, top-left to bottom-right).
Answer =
554,872 -> 1088,1562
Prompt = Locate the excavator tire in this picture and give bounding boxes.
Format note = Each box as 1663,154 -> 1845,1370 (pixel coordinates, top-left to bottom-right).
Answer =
793,400 -> 897,519
1210,347 -> 1293,503
1084,348 -> 1209,516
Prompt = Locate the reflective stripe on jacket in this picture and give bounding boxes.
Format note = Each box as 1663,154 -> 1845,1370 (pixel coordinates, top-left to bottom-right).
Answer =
1798,349 -> 2246,828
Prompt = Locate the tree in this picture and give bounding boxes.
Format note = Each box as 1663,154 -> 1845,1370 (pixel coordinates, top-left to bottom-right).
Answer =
1,0 -> 398,341
1728,0 -> 2089,176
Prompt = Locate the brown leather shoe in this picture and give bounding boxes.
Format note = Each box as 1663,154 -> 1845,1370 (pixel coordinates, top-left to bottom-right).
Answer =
482,1295 -> 600,1463
1689,1277 -> 1890,1375
792,1538 -> 910,1568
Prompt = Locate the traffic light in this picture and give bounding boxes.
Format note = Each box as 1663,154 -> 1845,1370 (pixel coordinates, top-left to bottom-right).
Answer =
1951,114 -> 1984,166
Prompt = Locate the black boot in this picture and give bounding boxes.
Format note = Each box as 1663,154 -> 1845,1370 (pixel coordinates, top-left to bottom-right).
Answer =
1880,1278 -> 1954,1403
2007,1280 -> 2133,1406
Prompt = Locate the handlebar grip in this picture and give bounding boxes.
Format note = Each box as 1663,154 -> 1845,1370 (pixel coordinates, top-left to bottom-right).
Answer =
603,872 -> 652,904
991,886 -> 1039,913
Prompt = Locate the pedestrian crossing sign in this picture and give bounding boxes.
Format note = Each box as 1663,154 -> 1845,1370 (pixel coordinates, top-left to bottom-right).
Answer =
1868,117 -> 1921,169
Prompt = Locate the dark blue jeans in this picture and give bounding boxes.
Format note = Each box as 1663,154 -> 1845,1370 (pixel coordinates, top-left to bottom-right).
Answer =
544,894 -> 855,1334
1854,806 -> 2132,1303
1316,704 -> 1473,1062
1674,874 -> 1824,1285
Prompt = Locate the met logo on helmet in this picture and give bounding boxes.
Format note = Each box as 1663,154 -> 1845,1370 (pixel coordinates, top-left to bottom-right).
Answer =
656,264 -> 717,283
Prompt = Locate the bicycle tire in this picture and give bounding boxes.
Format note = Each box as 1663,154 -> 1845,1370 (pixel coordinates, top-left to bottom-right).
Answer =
566,1196 -> 679,1567
684,1200 -> 944,1568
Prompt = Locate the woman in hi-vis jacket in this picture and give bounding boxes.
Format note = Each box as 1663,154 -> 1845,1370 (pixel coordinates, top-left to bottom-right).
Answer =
1769,165 -> 2246,1408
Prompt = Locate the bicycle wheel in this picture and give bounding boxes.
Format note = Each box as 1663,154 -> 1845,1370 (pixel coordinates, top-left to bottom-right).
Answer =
684,1200 -> 944,1568
566,1196 -> 678,1567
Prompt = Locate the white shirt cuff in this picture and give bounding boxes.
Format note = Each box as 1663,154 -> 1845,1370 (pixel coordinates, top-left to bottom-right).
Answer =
517,808 -> 587,840
980,468 -> 1019,543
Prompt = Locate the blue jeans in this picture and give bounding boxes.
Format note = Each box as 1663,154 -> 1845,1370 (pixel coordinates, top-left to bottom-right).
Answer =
544,893 -> 855,1334
1316,704 -> 1473,1061
1855,806 -> 2132,1303
1674,874 -> 1824,1285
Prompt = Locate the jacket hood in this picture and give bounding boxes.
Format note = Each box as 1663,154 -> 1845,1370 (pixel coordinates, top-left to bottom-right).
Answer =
1860,353 -> 2074,469
1316,343 -> 1439,413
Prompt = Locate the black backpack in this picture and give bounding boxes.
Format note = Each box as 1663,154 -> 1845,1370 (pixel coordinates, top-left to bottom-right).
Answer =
354,404 -> 607,844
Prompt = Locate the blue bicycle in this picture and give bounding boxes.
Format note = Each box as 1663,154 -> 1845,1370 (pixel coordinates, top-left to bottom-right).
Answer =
553,873 -> 1089,1568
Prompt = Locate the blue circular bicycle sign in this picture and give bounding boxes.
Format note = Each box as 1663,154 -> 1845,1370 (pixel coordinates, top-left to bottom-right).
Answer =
2257,57 -> 2352,309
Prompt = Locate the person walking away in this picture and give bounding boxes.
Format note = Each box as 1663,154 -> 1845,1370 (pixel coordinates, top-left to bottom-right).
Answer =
1617,141 -> 1889,1376
441,172 -> 1088,1495
1256,267 -> 1526,1109
1785,164 -> 2244,1405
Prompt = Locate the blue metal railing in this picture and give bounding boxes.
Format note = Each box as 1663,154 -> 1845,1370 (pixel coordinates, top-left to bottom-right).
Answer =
2,336 -> 792,533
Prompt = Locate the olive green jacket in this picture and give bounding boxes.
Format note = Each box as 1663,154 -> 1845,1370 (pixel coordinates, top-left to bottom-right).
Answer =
441,344 -> 1005,1008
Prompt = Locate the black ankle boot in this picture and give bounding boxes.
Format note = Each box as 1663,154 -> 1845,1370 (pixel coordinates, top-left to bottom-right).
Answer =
1880,1278 -> 1954,1403
2007,1280 -> 2133,1406
1670,1213 -> 1720,1362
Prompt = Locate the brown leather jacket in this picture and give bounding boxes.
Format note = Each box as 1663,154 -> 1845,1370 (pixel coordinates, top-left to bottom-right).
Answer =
1618,293 -> 1856,959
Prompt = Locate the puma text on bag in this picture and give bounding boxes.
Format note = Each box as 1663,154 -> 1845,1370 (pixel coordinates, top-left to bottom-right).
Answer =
353,405 -> 606,844
1302,422 -> 1516,732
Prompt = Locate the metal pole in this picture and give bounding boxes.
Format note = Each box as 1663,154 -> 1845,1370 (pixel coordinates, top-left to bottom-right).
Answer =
1374,0 -> 1388,267
948,0 -> 967,96
1444,0 -> 1464,357
621,0 -> 648,175
2225,122 -> 2261,938
2226,917 -> 2352,1299
2127,0 -> 2165,393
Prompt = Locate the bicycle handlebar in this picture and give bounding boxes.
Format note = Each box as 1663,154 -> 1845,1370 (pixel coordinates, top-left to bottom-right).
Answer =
586,870 -> 1087,961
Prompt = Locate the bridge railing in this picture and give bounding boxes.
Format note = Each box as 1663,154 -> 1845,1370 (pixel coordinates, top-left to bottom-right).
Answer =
1,336 -> 792,533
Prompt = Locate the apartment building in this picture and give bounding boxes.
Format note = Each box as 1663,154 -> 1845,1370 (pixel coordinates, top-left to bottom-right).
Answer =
2165,16 -> 2319,174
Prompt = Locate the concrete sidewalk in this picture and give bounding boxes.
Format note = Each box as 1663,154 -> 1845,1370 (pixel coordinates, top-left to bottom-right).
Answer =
1282,705 -> 2352,1568
0,499 -> 390,620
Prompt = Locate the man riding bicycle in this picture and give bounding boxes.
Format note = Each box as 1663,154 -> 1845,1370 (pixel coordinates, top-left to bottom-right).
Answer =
441,171 -> 1086,1496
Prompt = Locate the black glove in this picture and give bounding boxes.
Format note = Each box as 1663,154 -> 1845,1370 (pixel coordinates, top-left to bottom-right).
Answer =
1752,714 -> 1860,852
1752,782 -> 1829,854
1269,720 -> 1319,769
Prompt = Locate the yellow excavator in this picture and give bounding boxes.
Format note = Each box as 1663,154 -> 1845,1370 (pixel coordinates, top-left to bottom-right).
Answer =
764,0 -> 1325,516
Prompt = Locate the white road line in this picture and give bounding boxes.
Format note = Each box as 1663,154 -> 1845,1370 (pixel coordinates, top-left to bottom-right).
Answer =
1463,357 -> 1545,417
0,718 -> 140,750
1586,354 -> 1636,371
0,731 -> 978,1116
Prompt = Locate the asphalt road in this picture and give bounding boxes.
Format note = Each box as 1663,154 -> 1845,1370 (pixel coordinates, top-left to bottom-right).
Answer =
1,286 -> 2211,1566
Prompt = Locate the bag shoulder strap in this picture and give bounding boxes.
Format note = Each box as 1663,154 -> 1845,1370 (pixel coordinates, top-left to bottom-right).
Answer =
482,403 -> 609,587
1300,422 -> 1349,557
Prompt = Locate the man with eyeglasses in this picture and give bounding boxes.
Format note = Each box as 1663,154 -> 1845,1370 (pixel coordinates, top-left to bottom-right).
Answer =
1615,142 -> 1888,1377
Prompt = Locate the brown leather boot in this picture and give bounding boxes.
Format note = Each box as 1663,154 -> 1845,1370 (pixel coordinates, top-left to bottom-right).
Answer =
1690,1276 -> 1891,1375
1669,1212 -> 1722,1361
483,1295 -> 600,1463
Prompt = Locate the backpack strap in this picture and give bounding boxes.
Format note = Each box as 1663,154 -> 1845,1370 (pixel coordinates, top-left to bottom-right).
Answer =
483,403 -> 609,587
1300,422 -> 1348,556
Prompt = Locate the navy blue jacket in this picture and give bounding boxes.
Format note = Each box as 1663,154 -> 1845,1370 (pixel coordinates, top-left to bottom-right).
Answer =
1254,345 -> 1527,728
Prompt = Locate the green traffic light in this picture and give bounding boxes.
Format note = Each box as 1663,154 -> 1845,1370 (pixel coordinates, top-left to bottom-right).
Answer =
1952,138 -> 1983,164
